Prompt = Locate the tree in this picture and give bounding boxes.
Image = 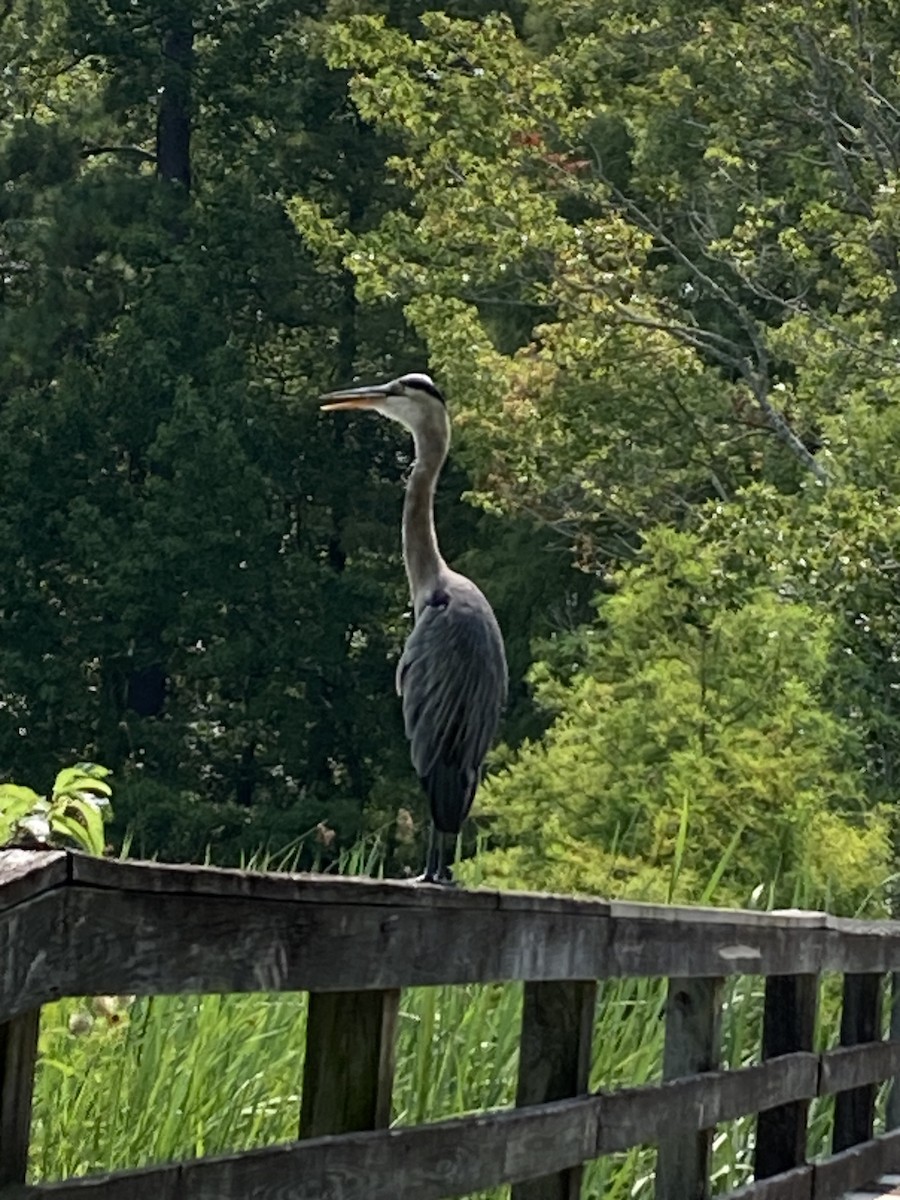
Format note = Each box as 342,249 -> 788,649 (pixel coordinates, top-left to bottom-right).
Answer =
0,0 -> 571,865
475,528 -> 888,911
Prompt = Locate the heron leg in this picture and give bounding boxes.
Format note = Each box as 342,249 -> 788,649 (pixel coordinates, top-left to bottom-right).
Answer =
416,827 -> 456,886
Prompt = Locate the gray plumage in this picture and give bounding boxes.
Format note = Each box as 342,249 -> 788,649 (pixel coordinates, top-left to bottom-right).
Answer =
397,569 -> 507,835
320,371 -> 508,883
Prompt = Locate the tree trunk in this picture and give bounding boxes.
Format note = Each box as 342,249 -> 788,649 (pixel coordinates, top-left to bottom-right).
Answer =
156,10 -> 193,190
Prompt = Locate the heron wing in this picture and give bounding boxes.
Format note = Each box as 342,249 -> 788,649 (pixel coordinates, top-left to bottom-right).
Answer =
396,578 -> 507,832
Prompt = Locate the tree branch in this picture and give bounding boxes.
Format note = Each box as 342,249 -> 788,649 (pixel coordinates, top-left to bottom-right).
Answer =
81,144 -> 157,163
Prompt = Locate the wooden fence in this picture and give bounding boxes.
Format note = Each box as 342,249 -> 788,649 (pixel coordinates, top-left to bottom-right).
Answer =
2,849 -> 900,1200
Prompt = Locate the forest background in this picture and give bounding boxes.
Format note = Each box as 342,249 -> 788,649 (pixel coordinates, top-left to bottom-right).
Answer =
3,0 -> 899,915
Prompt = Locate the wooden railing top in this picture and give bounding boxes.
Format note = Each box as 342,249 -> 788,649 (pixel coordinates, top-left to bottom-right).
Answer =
0,845 -> 881,926
3,848 -> 900,1024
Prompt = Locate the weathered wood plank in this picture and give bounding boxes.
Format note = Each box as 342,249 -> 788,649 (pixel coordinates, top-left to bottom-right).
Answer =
833,974 -> 884,1154
606,907 -> 827,979
656,976 -> 722,1200
0,893 -> 74,1023
299,989 -> 399,1138
0,1009 -> 40,1187
887,973 -> 900,1131
0,852 -> 68,914
68,852 -> 515,912
0,887 -> 869,1021
814,1128 -> 900,1199
824,918 -> 900,975
68,854 -> 828,931
596,1053 -> 818,1155
0,1055 -> 821,1200
0,1097 -> 601,1200
0,891 -> 820,1021
511,979 -> 596,1200
720,1166 -> 813,1199
3,861 -> 900,1019
820,1040 -> 900,1096
841,1182 -> 900,1200
755,975 -> 818,1178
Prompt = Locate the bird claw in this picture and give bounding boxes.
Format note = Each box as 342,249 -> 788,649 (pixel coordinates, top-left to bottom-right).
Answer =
414,867 -> 457,887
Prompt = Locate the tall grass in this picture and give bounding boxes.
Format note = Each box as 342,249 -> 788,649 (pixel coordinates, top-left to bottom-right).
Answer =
26,846 -> 886,1198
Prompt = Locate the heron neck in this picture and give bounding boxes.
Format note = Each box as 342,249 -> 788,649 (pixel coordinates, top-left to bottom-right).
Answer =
403,428 -> 447,607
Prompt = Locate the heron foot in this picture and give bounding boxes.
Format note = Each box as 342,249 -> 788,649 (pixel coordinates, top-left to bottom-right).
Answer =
414,865 -> 456,887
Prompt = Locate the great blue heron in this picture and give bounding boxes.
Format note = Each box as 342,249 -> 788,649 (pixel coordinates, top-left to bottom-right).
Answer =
320,372 -> 508,884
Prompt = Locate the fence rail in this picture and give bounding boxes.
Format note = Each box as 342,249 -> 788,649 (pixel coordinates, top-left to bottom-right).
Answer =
1,849 -> 900,1199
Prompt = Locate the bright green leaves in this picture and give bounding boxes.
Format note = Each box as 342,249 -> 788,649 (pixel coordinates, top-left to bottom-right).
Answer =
476,529 -> 888,911
0,764 -> 112,855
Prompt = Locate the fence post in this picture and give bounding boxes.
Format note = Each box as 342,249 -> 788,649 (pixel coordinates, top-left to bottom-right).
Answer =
0,1009 -> 41,1187
511,979 -> 597,1200
755,974 -> 818,1178
299,989 -> 399,1138
888,973 -> 900,1130
833,972 -> 883,1152
655,976 -> 723,1200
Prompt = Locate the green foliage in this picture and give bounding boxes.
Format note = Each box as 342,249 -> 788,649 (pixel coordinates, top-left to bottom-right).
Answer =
0,764 -> 112,855
0,0 -> 563,866
473,529 -> 890,912
7,0 -> 900,911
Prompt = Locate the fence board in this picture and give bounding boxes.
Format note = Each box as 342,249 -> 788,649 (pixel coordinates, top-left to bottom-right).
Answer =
0,852 -> 67,914
4,886 -> 894,1020
722,1167 -> 813,1199
821,1041 -> 900,1096
4,857 -> 900,1010
596,1054 -> 818,1155
0,1010 -> 40,1187
756,975 -> 818,1178
656,976 -> 722,1200
511,979 -> 596,1200
834,975 -> 884,1153
814,1128 -> 900,1199
889,975 -> 900,1132
299,989 -> 399,1138
0,1056 -> 821,1200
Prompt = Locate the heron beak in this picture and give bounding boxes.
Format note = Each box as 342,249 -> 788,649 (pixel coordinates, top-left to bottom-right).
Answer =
319,384 -> 392,412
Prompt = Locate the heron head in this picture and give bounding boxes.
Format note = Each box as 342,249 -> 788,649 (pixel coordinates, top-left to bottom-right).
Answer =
320,372 -> 448,437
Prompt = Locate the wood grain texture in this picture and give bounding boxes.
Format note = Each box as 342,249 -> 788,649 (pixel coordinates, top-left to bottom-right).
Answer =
511,979 -> 596,1200
721,1166 -> 813,1199
596,1053 -> 818,1155
0,1009 -> 40,1186
820,1040 -> 900,1096
656,977 -> 722,1200
3,857 -> 900,1007
814,1128 -> 900,1200
0,892 -> 77,1022
299,990 -> 399,1138
0,887 -> 850,1024
0,852 -> 67,914
755,975 -> 818,1179
834,974 -> 884,1154
0,1055 -> 823,1200
3,884 -> 894,1018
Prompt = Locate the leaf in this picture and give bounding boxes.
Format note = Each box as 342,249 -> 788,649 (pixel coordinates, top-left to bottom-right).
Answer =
53,765 -> 112,799
54,779 -> 112,802
0,784 -> 42,813
52,803 -> 105,856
